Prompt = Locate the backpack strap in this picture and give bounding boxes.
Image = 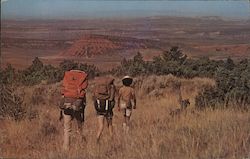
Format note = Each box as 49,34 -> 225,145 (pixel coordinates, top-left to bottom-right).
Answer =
97,99 -> 100,109
96,99 -> 109,111
95,99 -> 110,113
105,100 -> 109,111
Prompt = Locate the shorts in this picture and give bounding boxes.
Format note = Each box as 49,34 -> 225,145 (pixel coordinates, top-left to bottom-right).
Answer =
120,100 -> 132,117
122,108 -> 132,117
97,110 -> 113,121
120,100 -> 132,109
95,99 -> 115,120
61,97 -> 86,112
62,98 -> 86,122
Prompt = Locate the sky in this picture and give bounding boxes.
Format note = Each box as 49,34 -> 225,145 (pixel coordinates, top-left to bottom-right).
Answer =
1,0 -> 250,20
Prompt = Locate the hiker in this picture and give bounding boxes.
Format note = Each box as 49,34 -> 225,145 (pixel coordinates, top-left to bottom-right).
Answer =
93,76 -> 116,143
118,76 -> 136,132
59,70 -> 88,151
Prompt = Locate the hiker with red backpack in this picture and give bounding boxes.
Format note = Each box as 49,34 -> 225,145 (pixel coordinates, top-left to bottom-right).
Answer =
60,70 -> 88,151
93,76 -> 116,143
118,76 -> 136,132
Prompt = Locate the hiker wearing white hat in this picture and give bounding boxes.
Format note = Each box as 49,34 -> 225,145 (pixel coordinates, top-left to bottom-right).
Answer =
118,76 -> 137,132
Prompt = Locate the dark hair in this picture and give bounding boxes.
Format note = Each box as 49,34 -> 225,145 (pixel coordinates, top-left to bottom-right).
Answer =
122,78 -> 133,86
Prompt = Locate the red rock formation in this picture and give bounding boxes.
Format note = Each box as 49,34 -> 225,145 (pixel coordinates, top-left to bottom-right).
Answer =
60,34 -> 160,58
60,35 -> 121,58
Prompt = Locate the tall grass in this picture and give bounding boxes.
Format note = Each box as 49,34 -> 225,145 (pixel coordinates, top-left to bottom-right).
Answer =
0,75 -> 249,159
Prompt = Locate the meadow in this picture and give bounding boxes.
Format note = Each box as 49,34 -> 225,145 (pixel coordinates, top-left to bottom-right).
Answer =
1,75 -> 249,159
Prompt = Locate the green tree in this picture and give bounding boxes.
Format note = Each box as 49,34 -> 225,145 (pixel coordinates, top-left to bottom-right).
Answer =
162,46 -> 187,64
2,64 -> 16,85
59,60 -> 78,72
29,57 -> 44,72
224,57 -> 235,70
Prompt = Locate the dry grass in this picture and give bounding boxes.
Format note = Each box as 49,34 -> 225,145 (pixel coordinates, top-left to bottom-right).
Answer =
0,75 -> 249,159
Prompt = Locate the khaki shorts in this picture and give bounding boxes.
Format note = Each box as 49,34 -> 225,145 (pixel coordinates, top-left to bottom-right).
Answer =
120,100 -> 132,117
120,101 -> 127,109
122,108 -> 132,117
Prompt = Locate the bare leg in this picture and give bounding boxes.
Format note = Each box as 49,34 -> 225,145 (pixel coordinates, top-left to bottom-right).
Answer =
125,116 -> 130,125
124,109 -> 132,133
125,116 -> 130,132
96,115 -> 104,142
75,111 -> 87,142
122,117 -> 130,132
107,117 -> 113,137
75,111 -> 83,134
63,113 -> 72,151
122,109 -> 127,131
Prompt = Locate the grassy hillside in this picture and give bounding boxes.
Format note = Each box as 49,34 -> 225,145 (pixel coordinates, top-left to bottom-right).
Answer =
0,75 -> 249,159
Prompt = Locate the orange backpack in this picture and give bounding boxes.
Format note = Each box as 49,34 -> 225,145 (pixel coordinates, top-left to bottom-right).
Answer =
62,70 -> 88,98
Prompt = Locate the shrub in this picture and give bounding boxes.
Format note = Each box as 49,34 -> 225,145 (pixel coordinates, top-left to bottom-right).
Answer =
111,46 -> 249,110
31,87 -> 46,106
0,84 -> 25,120
2,47 -> 249,110
40,121 -> 58,137
112,46 -> 221,78
59,60 -> 100,79
113,52 -> 147,76
1,57 -> 100,86
195,59 -> 250,110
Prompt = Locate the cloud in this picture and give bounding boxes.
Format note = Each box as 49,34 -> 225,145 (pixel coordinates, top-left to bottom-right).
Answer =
1,0 -> 9,3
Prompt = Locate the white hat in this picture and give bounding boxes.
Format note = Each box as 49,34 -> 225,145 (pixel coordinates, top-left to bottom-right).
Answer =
122,76 -> 132,80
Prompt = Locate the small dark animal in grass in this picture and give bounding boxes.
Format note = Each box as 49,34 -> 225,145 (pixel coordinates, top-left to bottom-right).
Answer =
180,99 -> 190,109
170,99 -> 190,117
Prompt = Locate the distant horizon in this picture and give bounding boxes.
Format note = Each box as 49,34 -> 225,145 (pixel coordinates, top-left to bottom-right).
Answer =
1,15 -> 249,22
1,0 -> 250,20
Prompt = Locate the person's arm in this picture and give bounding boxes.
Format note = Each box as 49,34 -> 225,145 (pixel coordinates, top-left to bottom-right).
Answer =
59,110 -> 63,121
109,84 -> 116,101
133,89 -> 137,109
92,86 -> 96,102
117,89 -> 121,111
81,96 -> 86,122
61,82 -> 65,97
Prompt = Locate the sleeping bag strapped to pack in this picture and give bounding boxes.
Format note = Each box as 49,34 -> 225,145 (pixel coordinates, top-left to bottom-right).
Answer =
93,77 -> 115,113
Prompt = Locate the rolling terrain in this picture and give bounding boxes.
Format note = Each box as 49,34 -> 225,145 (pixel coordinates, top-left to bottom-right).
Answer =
1,16 -> 250,159
1,16 -> 250,70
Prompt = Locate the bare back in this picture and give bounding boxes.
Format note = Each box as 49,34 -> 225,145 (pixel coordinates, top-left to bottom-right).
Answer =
118,86 -> 135,103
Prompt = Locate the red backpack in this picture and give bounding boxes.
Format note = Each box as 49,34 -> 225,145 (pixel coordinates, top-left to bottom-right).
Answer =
62,70 -> 88,98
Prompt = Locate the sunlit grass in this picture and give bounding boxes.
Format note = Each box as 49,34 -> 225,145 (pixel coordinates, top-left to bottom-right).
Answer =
0,76 -> 249,159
